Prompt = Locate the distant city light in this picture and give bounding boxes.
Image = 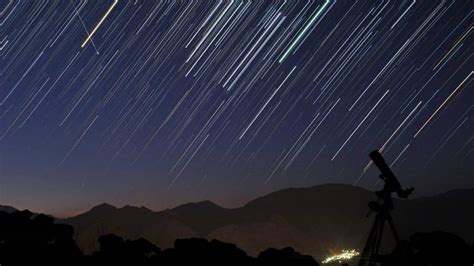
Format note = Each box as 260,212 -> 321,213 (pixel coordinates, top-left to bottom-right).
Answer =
322,249 -> 360,264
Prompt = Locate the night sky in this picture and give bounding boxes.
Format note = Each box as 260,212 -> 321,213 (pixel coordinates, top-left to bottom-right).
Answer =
0,0 -> 472,217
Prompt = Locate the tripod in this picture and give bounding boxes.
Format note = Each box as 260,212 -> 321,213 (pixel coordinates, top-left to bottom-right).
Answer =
358,204 -> 400,266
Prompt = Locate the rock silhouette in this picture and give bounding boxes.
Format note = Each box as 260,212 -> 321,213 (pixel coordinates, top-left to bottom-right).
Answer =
0,210 -> 319,264
381,231 -> 474,266
91,234 -> 161,263
151,238 -> 255,264
258,247 -> 318,264
0,208 -> 473,264
0,210 -> 82,263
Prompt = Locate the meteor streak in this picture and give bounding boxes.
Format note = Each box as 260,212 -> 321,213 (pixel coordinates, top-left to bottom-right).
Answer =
80,0 -> 118,48
278,0 -> 330,63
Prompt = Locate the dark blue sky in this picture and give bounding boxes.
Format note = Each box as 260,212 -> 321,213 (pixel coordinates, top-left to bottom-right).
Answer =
0,0 -> 472,217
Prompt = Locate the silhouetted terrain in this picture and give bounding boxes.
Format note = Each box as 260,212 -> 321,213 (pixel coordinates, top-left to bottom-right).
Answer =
0,210 -> 83,263
1,206 -> 473,265
0,205 -> 17,213
59,184 -> 474,259
1,184 -> 474,264
0,209 -> 319,264
381,231 -> 474,265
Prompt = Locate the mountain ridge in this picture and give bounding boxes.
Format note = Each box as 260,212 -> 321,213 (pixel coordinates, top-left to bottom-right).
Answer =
55,184 -> 474,257
4,184 -> 473,258
68,184 -> 474,216
0,204 -> 18,213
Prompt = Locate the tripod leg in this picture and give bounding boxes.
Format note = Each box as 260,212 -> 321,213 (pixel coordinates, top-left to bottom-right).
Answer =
359,215 -> 382,266
387,217 -> 400,243
372,218 -> 385,265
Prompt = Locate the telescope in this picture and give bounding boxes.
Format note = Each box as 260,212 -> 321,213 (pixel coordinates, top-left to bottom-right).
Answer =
369,150 -> 414,200
359,150 -> 416,266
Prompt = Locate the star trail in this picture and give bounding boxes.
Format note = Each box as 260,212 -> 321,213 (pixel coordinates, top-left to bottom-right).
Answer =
0,0 -> 472,216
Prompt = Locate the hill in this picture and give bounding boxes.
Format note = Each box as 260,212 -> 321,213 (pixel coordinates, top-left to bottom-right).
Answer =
58,184 -> 474,258
0,204 -> 18,213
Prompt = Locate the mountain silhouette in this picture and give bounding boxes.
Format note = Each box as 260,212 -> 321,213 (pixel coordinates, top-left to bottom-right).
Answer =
61,201 -> 197,254
1,206 -> 471,264
170,200 -> 236,235
0,204 -> 18,213
58,184 -> 474,259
